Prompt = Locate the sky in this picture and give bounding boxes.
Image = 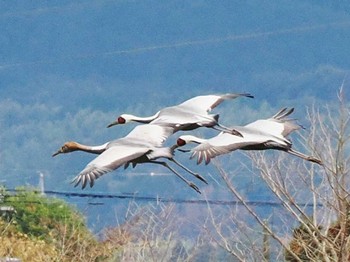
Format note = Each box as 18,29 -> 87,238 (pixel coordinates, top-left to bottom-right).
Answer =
0,0 -> 350,231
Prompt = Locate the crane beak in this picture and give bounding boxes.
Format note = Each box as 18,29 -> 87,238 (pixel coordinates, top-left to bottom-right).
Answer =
177,148 -> 191,153
52,149 -> 62,157
171,143 -> 191,153
107,121 -> 118,128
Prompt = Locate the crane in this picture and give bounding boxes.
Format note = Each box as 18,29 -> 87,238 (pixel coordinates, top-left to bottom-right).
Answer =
53,124 -> 207,193
175,108 -> 322,165
107,93 -> 254,136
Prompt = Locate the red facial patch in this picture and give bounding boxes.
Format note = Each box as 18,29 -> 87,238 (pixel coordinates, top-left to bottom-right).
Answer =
118,116 -> 126,124
177,138 -> 186,146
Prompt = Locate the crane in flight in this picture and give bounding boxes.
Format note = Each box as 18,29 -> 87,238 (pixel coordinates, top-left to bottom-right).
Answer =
107,93 -> 253,136
53,124 -> 207,193
175,108 -> 322,165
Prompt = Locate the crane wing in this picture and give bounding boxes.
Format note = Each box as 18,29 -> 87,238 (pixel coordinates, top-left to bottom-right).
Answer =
124,124 -> 174,146
189,126 -> 292,165
245,119 -> 286,137
178,93 -> 253,113
189,132 -> 256,165
270,108 -> 301,137
246,108 -> 301,137
72,145 -> 150,189
271,107 -> 294,120
151,108 -> 216,128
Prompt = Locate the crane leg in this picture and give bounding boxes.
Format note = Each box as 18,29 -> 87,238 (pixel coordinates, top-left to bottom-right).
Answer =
148,160 -> 201,194
287,148 -> 323,165
169,158 -> 208,184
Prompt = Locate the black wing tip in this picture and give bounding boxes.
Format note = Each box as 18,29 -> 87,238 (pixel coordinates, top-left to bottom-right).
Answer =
196,174 -> 208,184
71,175 -> 92,190
284,107 -> 294,116
244,93 -> 254,99
229,93 -> 254,99
273,107 -> 295,120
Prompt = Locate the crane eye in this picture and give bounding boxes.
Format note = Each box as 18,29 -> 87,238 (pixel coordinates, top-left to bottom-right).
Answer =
118,117 -> 126,124
177,138 -> 186,146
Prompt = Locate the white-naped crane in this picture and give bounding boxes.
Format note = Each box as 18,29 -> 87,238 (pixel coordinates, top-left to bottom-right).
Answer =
52,124 -> 207,193
107,93 -> 254,136
175,108 -> 322,165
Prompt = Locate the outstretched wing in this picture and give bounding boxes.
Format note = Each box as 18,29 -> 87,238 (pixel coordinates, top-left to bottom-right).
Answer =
245,119 -> 286,138
178,93 -> 254,113
72,145 -> 150,189
271,107 -> 294,120
246,108 -> 301,138
188,126 -> 292,165
189,132 -> 256,165
270,108 -> 301,137
125,124 -> 174,147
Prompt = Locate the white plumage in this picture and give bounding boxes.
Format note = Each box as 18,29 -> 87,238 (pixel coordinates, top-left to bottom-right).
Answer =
53,124 -> 206,193
176,108 -> 322,165
107,93 -> 253,135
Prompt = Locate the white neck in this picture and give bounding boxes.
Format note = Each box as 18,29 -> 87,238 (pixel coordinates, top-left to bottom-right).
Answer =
125,111 -> 160,123
75,142 -> 109,154
180,135 -> 207,144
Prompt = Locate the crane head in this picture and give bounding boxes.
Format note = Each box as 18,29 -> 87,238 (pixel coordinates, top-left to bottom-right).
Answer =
176,137 -> 187,147
107,115 -> 128,128
176,135 -> 205,147
52,141 -> 79,157
107,114 -> 138,127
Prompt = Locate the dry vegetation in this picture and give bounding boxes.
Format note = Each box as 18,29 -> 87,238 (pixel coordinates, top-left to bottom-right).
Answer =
207,88 -> 350,261
0,189 -> 115,261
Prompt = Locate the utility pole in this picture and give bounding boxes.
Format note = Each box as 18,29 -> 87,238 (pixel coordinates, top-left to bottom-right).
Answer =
38,172 -> 45,195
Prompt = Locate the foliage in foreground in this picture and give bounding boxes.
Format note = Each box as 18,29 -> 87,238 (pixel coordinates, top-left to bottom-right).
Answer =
0,189 -> 205,262
285,211 -> 350,261
0,188 -> 115,261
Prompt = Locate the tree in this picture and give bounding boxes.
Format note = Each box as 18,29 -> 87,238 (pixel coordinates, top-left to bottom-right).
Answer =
108,201 -> 192,262
200,87 -> 350,261
0,188 -> 113,261
283,87 -> 350,261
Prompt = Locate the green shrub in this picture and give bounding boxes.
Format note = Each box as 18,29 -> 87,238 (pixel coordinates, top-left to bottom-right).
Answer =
0,188 -> 114,261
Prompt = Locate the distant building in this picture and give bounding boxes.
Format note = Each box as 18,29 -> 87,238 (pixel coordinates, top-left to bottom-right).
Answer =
0,206 -> 16,221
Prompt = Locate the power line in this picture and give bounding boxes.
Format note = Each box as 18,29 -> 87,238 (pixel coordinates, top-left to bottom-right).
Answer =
2,188 -> 323,207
